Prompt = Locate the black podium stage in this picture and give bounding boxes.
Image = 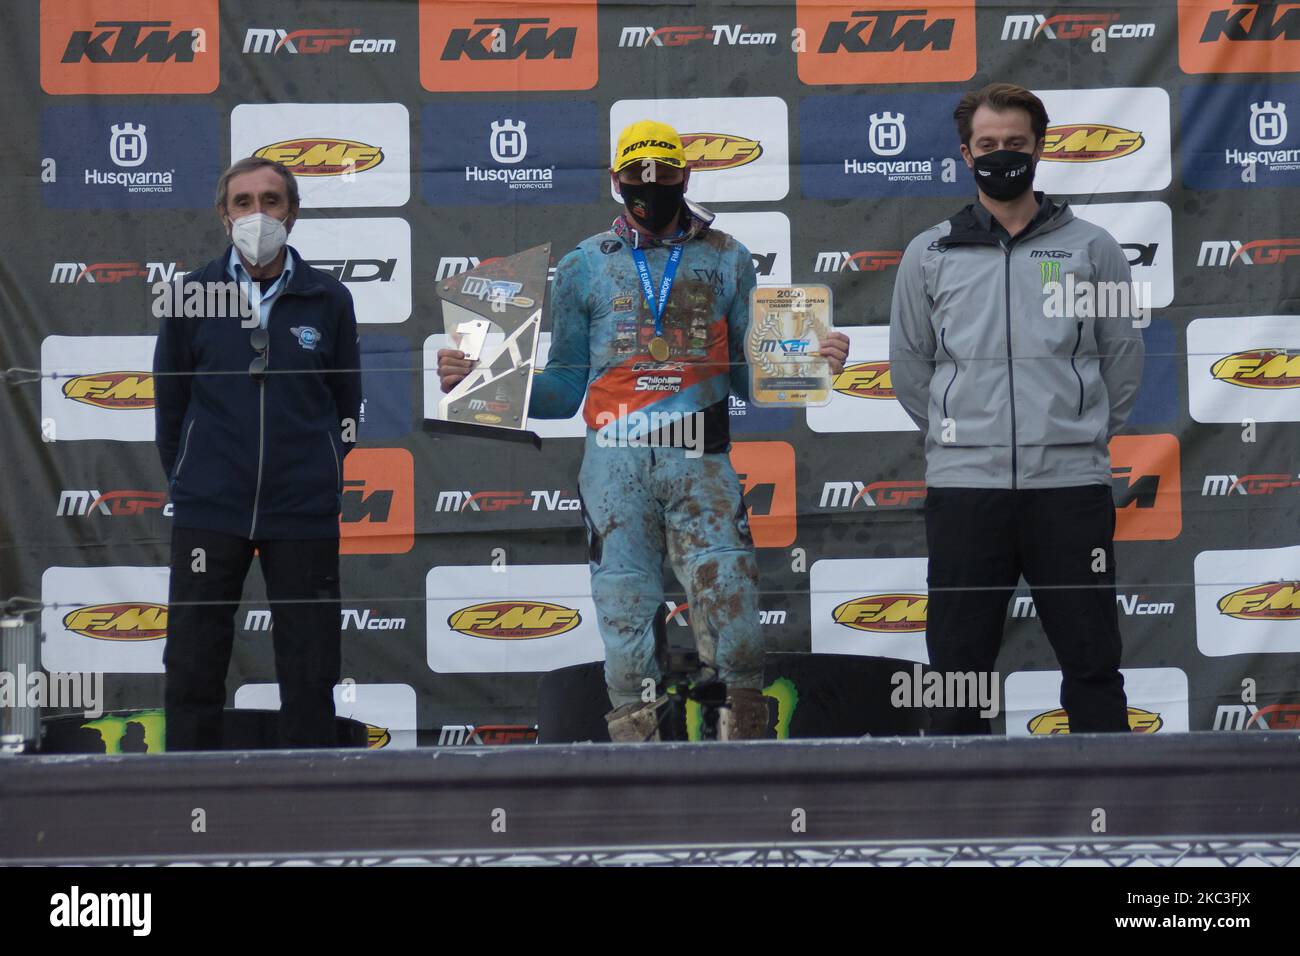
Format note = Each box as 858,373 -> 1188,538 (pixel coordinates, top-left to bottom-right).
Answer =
3,731 -> 1300,866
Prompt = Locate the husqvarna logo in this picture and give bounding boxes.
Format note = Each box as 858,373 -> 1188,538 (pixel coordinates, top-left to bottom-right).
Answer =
109,123 -> 148,167
868,112 -> 906,156
490,119 -> 527,164
1250,101 -> 1288,146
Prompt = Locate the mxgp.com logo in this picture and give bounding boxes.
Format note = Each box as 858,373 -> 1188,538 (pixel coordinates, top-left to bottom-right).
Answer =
51,261 -> 183,284
434,490 -> 580,513
814,250 -> 903,273
1001,12 -> 1156,40
243,28 -> 396,55
819,480 -> 925,509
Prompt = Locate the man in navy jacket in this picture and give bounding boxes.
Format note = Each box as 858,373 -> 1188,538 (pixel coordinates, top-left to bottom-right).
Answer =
153,157 -> 361,750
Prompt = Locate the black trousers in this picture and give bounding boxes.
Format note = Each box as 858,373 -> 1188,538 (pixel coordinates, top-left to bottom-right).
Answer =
164,526 -> 342,751
923,485 -> 1129,735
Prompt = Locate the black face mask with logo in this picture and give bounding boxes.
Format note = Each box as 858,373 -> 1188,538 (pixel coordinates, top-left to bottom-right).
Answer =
618,179 -> 686,232
972,149 -> 1036,201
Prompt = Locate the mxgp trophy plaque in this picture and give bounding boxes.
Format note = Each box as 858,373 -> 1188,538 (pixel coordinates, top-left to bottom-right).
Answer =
427,242 -> 550,445
746,284 -> 834,407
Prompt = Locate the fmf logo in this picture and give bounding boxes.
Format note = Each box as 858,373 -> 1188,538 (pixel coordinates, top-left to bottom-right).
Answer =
1001,13 -> 1155,40
63,603 -> 167,641
242,28 -> 396,55
420,1 -> 598,92
1217,581 -> 1300,619
1202,473 -> 1300,495
680,133 -> 763,170
833,361 -> 895,399
254,139 -> 384,176
1178,1 -> 1300,74
40,0 -> 220,95
50,262 -> 182,285
1027,707 -> 1162,734
62,372 -> 154,409
340,449 -> 413,555
1041,124 -> 1144,161
796,2 -> 976,85
1211,350 -> 1300,388
820,480 -> 926,509
1197,238 -> 1300,266
448,602 -> 582,640
619,25 -> 778,47
832,594 -> 927,632
814,250 -> 903,272
57,490 -> 170,517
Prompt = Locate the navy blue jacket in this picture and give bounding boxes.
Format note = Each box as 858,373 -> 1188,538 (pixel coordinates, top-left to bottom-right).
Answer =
153,246 -> 362,539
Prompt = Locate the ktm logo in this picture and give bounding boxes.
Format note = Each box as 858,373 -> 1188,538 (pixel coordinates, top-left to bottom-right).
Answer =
834,361 -> 895,399
680,134 -> 763,170
448,601 -> 582,640
340,449 -> 413,555
1042,124 -> 1144,162
1218,582 -> 1300,619
818,8 -> 957,52
420,1 -> 598,92
833,594 -> 927,632
1178,1 -> 1300,74
1211,350 -> 1300,388
63,372 -> 154,409
64,602 -> 168,641
1027,707 -> 1162,734
40,1 -> 220,95
797,2 -> 976,85
254,139 -> 383,176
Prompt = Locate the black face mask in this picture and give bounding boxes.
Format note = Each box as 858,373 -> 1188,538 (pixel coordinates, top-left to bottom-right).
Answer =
618,179 -> 685,232
972,149 -> 1035,201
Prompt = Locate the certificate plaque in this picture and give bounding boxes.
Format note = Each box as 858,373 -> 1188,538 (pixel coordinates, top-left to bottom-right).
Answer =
746,285 -> 834,407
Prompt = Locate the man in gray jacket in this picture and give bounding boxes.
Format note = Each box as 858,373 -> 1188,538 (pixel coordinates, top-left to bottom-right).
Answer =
889,83 -> 1145,735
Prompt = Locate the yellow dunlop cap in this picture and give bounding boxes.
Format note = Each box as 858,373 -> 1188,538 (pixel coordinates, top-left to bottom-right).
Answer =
613,120 -> 686,172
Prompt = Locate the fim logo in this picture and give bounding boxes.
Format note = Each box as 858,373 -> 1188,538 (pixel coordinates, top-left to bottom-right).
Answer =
1027,707 -> 1162,734
490,119 -> 528,164
868,112 -> 906,156
109,123 -> 148,167
1250,101 -> 1288,146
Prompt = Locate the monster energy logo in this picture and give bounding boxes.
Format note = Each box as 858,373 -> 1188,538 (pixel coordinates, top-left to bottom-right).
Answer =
1039,260 -> 1061,287
684,676 -> 799,740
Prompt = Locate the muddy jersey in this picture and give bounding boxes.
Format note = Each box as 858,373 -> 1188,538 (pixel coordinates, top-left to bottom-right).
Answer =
529,204 -> 756,451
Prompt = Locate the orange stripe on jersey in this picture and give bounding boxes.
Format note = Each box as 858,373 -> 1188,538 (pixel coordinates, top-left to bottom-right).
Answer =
583,319 -> 731,428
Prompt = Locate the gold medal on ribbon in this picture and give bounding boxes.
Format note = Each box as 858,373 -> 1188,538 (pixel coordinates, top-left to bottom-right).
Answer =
649,336 -> 670,361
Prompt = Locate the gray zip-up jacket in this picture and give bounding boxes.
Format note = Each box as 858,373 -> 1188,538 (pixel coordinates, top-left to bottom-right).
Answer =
889,196 -> 1144,489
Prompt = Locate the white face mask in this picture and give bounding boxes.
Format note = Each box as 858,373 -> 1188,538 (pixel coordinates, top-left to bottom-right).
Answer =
230,212 -> 288,267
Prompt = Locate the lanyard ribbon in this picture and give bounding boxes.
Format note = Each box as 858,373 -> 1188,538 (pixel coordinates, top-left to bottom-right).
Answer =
630,244 -> 683,338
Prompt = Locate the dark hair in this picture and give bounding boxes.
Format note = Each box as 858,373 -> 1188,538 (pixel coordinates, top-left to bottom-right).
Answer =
953,83 -> 1049,148
215,157 -> 300,213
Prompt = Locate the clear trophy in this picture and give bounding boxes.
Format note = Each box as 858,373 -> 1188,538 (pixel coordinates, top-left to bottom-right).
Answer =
425,243 -> 551,447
